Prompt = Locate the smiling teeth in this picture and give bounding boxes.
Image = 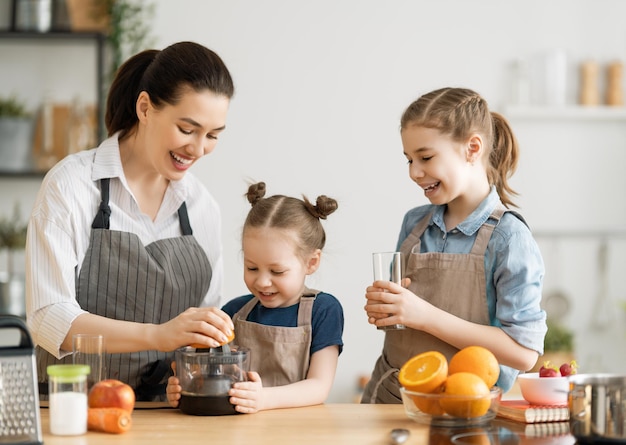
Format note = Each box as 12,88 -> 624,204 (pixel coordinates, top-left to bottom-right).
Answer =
424,183 -> 439,191
171,152 -> 192,164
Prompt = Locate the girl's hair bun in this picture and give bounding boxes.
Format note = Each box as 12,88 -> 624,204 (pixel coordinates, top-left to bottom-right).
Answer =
246,182 -> 267,206
305,195 -> 338,220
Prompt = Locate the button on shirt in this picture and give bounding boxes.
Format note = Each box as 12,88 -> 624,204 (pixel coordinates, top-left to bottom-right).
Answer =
396,187 -> 547,354
25,134 -> 224,358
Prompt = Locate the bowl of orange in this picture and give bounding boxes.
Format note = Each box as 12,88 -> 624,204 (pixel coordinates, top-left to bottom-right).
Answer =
400,385 -> 502,427
398,347 -> 503,427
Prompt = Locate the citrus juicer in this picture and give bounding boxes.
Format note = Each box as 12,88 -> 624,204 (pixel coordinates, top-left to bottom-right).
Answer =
175,344 -> 250,416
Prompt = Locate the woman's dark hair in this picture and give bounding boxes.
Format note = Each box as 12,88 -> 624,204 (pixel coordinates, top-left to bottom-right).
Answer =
243,182 -> 338,259
400,87 -> 519,208
105,41 -> 235,138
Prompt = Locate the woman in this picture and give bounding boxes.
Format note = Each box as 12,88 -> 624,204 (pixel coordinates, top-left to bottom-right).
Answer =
26,41 -> 235,401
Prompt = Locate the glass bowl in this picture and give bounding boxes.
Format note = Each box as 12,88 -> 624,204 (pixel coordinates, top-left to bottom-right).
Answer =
400,386 -> 502,427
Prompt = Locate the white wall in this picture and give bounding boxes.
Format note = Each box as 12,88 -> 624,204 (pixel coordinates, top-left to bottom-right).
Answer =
1,0 -> 625,402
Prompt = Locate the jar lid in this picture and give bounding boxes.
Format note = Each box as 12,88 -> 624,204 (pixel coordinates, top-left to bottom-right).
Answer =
47,364 -> 91,378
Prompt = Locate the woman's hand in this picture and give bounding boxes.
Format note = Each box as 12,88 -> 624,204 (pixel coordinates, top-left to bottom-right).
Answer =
154,307 -> 234,352
229,372 -> 264,414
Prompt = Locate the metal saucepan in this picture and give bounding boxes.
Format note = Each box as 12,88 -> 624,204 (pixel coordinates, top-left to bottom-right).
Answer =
569,373 -> 626,443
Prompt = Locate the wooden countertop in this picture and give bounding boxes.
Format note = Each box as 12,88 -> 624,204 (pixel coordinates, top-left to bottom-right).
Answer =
39,403 -> 576,444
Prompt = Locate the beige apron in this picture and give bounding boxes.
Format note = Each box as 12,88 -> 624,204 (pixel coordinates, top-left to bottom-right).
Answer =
231,289 -> 318,387
362,207 -> 506,403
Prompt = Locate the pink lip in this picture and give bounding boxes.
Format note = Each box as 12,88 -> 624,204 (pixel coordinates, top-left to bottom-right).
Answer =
170,153 -> 193,171
257,292 -> 276,302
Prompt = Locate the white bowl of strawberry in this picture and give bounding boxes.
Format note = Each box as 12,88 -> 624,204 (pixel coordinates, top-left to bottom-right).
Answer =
517,360 -> 578,406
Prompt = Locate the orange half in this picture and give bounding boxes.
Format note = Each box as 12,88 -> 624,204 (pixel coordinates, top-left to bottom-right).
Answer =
190,330 -> 235,349
398,351 -> 448,394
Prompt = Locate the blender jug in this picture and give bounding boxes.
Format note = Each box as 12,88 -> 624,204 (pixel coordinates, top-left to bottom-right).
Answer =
175,345 -> 250,416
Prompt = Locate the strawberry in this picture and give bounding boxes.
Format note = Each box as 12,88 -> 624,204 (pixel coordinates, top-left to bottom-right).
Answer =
539,361 -> 561,377
559,360 -> 578,377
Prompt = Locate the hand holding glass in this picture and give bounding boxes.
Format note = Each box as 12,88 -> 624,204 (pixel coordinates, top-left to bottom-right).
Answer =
372,252 -> 406,330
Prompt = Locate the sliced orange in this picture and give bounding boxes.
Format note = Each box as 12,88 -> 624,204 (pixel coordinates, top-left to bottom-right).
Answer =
190,330 -> 235,349
398,351 -> 448,394
448,346 -> 500,388
439,372 -> 491,418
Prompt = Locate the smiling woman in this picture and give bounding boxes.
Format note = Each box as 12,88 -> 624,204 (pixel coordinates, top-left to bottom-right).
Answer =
26,41 -> 237,402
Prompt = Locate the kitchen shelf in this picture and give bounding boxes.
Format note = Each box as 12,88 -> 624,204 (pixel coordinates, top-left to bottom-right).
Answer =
0,169 -> 46,178
0,30 -> 106,135
0,30 -> 107,178
503,105 -> 626,121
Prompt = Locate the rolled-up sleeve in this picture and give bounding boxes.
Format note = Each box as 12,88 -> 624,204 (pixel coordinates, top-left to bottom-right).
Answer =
26,208 -> 86,359
491,225 -> 547,354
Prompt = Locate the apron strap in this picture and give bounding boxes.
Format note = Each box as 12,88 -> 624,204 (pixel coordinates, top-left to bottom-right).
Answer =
470,206 -> 506,255
368,367 -> 398,404
296,289 -> 319,326
90,178 -> 194,236
178,202 -> 193,236
91,178 -> 111,229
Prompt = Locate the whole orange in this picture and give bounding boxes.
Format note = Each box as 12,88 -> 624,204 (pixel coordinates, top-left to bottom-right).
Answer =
449,346 -> 500,388
439,372 -> 490,418
412,386 -> 445,416
398,351 -> 448,394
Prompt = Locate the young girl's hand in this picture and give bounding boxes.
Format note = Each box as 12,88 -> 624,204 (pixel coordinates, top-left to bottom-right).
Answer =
166,375 -> 181,408
229,371 -> 264,414
365,279 -> 429,329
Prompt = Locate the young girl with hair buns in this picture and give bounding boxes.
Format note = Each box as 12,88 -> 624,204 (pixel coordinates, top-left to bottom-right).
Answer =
167,182 -> 344,413
362,87 -> 547,403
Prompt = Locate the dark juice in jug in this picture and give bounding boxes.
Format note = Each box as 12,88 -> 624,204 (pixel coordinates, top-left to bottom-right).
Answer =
179,392 -> 238,416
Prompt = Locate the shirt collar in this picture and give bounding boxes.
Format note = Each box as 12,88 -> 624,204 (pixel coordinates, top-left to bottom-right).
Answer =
91,132 -> 189,203
91,133 -> 125,181
430,186 -> 501,235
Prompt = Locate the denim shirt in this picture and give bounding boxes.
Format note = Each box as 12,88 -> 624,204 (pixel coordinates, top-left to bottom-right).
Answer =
396,187 -> 547,391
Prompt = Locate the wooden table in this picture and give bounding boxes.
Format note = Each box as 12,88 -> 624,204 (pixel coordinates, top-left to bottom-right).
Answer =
39,403 -> 577,444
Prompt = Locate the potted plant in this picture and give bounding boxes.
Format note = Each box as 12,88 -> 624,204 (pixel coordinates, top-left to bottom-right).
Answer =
100,0 -> 156,80
66,0 -> 155,80
0,94 -> 35,172
0,203 -> 28,317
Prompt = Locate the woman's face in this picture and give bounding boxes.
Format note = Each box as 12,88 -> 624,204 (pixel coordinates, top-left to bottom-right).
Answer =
242,227 -> 320,309
401,125 -> 474,206
138,88 -> 230,181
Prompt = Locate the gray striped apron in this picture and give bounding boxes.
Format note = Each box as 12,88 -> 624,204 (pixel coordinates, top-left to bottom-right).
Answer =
231,289 -> 318,387
362,207 -> 507,403
37,178 -> 211,401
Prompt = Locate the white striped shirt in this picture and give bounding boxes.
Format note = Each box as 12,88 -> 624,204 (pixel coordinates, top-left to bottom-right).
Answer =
25,134 -> 224,358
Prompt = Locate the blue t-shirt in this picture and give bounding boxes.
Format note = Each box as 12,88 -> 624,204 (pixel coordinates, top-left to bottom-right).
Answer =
222,291 -> 344,356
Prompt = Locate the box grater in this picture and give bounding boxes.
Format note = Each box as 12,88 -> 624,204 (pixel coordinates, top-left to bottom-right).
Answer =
0,315 -> 43,444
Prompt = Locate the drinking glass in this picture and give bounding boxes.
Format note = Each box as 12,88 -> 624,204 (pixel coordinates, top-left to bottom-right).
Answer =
372,252 -> 406,330
72,334 -> 105,389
